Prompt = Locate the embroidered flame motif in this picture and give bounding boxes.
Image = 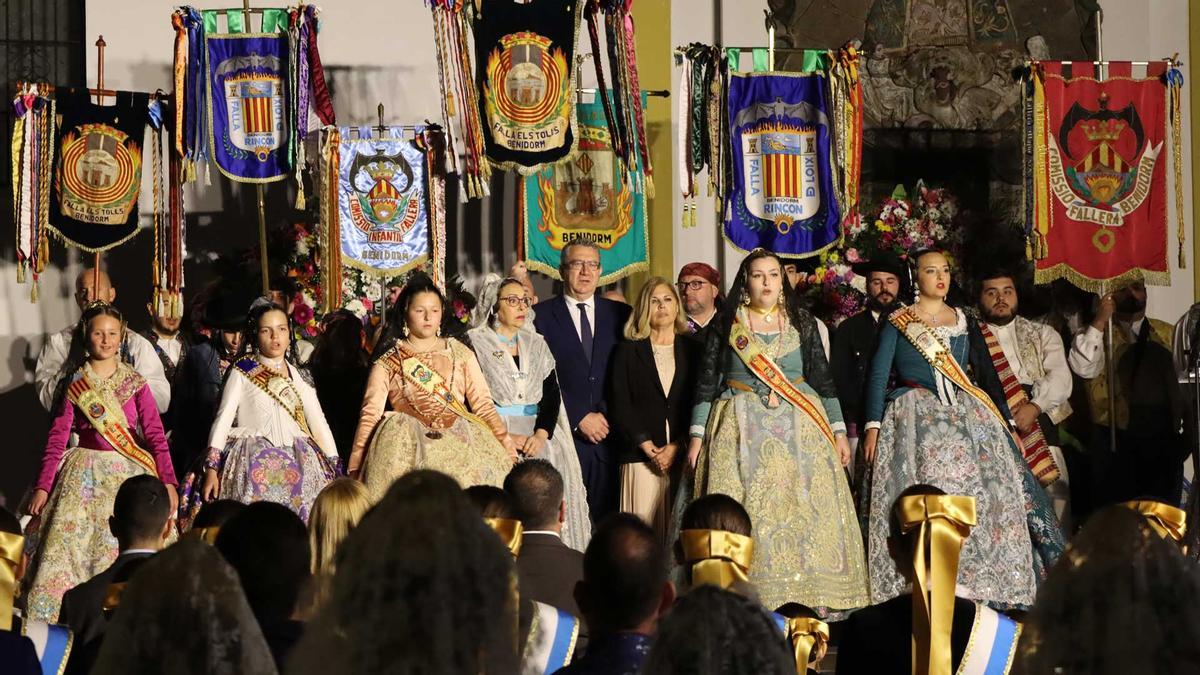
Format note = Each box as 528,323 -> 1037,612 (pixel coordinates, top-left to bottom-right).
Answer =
58,124 -> 142,225
482,31 -> 572,153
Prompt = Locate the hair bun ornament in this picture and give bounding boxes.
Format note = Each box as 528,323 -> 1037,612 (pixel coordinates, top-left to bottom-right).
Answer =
471,273 -> 505,328
83,299 -> 115,312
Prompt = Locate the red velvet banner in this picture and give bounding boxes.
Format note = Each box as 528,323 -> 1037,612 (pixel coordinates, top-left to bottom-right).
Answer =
1032,61 -> 1169,291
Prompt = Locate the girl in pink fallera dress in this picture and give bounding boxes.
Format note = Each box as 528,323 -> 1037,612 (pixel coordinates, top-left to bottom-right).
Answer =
23,303 -> 177,621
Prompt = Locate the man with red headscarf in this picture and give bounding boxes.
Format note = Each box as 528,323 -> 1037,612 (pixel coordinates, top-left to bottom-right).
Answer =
676,262 -> 723,343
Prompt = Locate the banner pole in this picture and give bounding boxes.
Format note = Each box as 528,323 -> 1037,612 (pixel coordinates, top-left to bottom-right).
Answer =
1094,8 -> 1118,454
241,0 -> 271,295
93,36 -> 106,294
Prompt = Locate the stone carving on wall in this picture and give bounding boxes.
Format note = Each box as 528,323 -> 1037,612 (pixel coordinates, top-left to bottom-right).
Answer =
769,0 -> 1093,131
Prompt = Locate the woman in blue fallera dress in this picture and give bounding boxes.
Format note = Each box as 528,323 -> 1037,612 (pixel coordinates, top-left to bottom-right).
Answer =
861,249 -> 1065,610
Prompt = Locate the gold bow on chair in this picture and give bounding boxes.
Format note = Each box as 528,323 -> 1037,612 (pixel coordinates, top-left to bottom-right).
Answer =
484,518 -> 524,557
1119,500 -> 1187,543
0,531 -> 24,631
785,616 -> 829,674
680,529 -> 754,590
898,494 -> 977,675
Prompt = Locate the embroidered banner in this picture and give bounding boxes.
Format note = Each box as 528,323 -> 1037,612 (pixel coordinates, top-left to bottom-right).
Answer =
50,88 -> 149,252
206,28 -> 290,183
725,72 -> 841,258
522,97 -> 648,284
1030,61 -> 1170,290
474,0 -> 580,173
336,128 -> 430,275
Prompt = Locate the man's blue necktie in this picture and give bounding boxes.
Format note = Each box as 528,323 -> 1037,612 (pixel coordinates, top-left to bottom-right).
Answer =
577,302 -> 593,363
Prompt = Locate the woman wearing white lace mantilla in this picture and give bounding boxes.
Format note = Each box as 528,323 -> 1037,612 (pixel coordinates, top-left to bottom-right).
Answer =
469,274 -> 591,550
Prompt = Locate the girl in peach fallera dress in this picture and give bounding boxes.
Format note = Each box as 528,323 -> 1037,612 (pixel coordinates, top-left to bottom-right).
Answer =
350,273 -> 517,501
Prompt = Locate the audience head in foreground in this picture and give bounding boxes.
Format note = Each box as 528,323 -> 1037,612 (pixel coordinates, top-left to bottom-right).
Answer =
186,499 -> 246,542
576,514 -> 674,637
308,478 -> 372,604
503,459 -> 566,531
291,470 -> 519,675
642,584 -> 793,675
215,502 -> 310,622
676,494 -> 753,591
90,538 -> 276,675
1014,506 -> 1200,675
110,475 -> 172,551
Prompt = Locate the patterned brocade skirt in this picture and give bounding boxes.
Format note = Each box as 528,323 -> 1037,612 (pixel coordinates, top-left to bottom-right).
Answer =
697,392 -> 870,614
217,435 -> 338,522
23,448 -> 152,622
361,412 -> 513,502
864,388 -> 1065,609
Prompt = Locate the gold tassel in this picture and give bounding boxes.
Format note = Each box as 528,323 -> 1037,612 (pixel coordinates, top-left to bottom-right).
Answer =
645,174 -> 655,199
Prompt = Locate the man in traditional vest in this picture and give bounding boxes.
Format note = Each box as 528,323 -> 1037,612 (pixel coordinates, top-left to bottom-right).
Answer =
1068,278 -> 1185,511
975,268 -> 1072,522
141,302 -> 190,386
35,268 -> 170,413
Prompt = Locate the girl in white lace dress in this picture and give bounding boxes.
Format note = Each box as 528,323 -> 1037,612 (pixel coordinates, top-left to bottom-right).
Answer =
202,301 -> 339,521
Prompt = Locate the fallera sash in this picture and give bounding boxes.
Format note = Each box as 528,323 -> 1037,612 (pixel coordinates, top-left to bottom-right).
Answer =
889,308 -> 1012,435
728,318 -> 836,447
957,604 -> 1021,675
234,358 -> 312,437
521,600 -> 579,675
21,620 -> 74,675
384,345 -> 491,431
978,322 -> 1061,487
66,374 -> 158,476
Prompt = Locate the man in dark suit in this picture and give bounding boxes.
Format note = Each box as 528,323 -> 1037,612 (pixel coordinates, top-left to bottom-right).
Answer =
504,459 -> 583,616
533,240 -> 632,519
58,475 -> 171,649
831,251 -> 905,477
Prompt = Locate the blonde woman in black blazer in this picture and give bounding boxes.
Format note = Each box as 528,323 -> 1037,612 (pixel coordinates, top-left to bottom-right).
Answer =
610,277 -> 701,543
